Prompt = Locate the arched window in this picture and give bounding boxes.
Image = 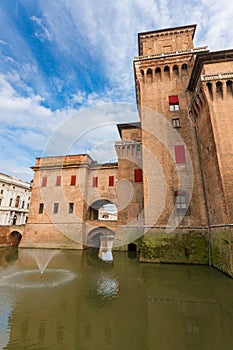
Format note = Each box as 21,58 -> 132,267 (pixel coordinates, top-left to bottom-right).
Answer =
226,80 -> 233,95
216,81 -> 223,98
181,63 -> 188,70
146,68 -> 153,83
173,65 -> 179,76
207,82 -> 213,99
155,67 -> 161,80
164,66 -> 170,78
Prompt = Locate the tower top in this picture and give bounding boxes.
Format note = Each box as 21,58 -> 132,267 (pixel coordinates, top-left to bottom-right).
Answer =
138,24 -> 196,56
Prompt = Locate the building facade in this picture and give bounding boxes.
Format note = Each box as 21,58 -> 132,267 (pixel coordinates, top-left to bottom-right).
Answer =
21,24 -> 233,276
0,173 -> 31,225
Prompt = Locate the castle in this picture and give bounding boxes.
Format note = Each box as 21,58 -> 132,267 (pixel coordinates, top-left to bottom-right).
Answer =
20,24 -> 233,276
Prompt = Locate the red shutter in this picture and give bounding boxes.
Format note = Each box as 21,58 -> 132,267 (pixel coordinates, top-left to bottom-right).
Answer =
109,176 -> 114,186
42,176 -> 47,187
70,175 -> 76,186
169,95 -> 179,105
93,177 -> 98,187
56,176 -> 61,186
134,169 -> 143,182
174,145 -> 186,163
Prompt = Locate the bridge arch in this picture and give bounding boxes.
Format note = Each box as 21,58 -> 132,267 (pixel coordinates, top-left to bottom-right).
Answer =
7,231 -> 22,246
87,227 -> 115,248
86,199 -> 117,221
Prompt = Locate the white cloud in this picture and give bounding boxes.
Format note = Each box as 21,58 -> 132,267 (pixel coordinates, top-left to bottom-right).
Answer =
30,15 -> 52,42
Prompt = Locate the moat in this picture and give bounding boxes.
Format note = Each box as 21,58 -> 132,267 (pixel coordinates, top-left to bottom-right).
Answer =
1,247 -> 233,350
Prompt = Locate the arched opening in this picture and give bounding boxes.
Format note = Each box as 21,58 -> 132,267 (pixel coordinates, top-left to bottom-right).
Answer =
216,81 -> 223,98
173,65 -> 179,77
155,67 -> 161,80
127,243 -> 138,259
140,69 -> 145,83
226,80 -> 233,95
164,66 -> 170,78
87,227 -> 115,249
8,231 -> 22,246
207,82 -> 213,99
86,200 -> 117,221
181,63 -> 188,70
146,68 -> 153,83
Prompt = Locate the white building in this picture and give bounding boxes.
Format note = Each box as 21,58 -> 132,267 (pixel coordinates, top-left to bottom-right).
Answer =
0,173 -> 31,225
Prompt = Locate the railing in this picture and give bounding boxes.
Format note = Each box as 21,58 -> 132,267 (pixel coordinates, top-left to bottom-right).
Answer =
134,46 -> 209,61
201,72 -> 233,81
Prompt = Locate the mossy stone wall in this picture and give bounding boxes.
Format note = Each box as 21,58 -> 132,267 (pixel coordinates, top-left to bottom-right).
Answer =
139,230 -> 209,265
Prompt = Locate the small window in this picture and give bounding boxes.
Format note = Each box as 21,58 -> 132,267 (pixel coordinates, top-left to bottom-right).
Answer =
172,118 -> 180,128
93,177 -> 98,187
174,145 -> 186,164
53,203 -> 59,214
169,95 -> 179,111
69,203 -> 74,214
70,175 -> 76,186
42,176 -> 47,187
39,203 -> 44,214
0,198 -> 2,206
0,190 -> 3,194
109,176 -> 114,187
9,198 -> 13,207
22,201 -> 25,209
56,176 -> 61,186
175,191 -> 188,215
134,169 -> 143,183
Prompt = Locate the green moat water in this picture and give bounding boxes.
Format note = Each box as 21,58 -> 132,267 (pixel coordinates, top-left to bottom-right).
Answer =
1,247 -> 233,349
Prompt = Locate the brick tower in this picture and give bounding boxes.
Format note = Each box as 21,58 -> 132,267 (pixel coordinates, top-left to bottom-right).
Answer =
133,24 -> 209,229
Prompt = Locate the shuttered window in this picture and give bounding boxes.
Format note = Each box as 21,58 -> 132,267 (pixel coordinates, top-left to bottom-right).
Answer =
56,176 -> 61,186
134,169 -> 143,183
169,95 -> 179,111
174,145 -> 186,163
42,176 -> 47,187
70,175 -> 76,186
109,176 -> 114,187
93,177 -> 98,187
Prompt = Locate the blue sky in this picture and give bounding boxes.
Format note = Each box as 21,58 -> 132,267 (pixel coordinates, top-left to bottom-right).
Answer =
0,0 -> 233,181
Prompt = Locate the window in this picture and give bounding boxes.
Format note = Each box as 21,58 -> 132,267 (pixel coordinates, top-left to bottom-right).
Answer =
174,145 -> 186,163
22,201 -> 25,209
70,175 -> 76,186
0,199 -> 2,206
0,190 -> 3,194
39,203 -> 44,214
9,198 -> 13,207
169,95 -> 179,111
53,203 -> 59,214
42,176 -> 47,187
69,203 -> 74,214
15,196 -> 20,208
92,177 -> 98,187
172,118 -> 180,128
175,191 -> 188,215
134,169 -> 143,183
109,176 -> 114,187
56,176 -> 61,186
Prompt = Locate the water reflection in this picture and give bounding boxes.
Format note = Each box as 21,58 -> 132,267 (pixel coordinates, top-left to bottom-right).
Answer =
0,247 -> 233,349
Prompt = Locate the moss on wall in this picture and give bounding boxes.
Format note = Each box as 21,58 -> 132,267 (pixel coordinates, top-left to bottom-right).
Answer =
211,229 -> 233,277
139,231 -> 209,265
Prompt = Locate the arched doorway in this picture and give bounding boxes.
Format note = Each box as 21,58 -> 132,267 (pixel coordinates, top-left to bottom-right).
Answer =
86,200 -> 117,221
7,231 -> 22,246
